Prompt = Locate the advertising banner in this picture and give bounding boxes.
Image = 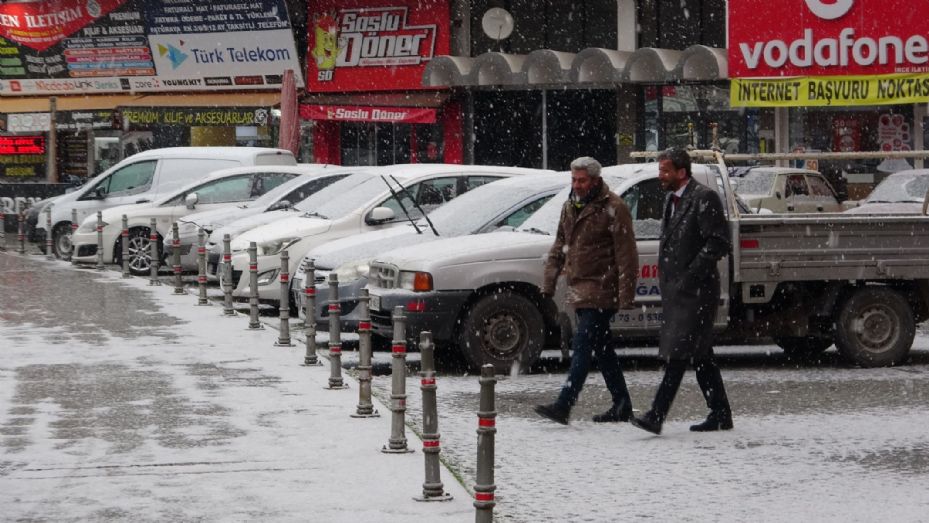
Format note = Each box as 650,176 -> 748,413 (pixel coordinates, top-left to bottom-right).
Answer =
0,0 -> 303,96
307,0 -> 449,92
728,0 -> 929,78
121,106 -> 271,128
300,104 -> 436,123
5,110 -> 118,132
730,73 -> 929,107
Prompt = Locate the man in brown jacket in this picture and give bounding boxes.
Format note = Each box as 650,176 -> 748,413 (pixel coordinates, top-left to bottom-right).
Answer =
534,156 -> 639,425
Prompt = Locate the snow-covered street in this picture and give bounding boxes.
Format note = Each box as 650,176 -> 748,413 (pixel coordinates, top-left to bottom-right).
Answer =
2,249 -> 929,522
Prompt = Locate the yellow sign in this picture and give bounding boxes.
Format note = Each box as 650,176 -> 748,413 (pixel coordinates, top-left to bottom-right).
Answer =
730,73 -> 929,107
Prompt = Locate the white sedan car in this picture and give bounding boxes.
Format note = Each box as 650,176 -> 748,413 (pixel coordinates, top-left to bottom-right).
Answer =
70,165 -> 313,274
844,169 -> 929,214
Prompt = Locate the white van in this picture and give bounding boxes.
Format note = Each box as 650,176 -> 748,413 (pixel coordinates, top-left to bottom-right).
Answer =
36,147 -> 296,257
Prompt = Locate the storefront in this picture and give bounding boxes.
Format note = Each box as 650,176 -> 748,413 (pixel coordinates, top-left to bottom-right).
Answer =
304,0 -> 461,165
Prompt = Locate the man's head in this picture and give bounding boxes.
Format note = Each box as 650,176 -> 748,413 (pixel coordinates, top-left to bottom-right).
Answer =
570,156 -> 602,199
657,147 -> 692,192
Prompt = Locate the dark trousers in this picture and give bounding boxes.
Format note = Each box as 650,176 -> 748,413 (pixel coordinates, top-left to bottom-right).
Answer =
651,356 -> 731,421
557,308 -> 631,410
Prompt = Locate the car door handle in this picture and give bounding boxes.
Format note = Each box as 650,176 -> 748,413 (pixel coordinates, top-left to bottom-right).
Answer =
135,199 -> 150,204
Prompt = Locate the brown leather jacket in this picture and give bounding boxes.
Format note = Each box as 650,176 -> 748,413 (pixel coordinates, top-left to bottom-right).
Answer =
542,185 -> 638,310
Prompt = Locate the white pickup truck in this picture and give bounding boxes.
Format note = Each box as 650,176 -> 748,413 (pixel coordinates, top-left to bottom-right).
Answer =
365,153 -> 929,371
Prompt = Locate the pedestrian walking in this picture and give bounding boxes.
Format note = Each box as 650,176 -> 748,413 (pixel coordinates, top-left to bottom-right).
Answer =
533,156 -> 638,425
630,147 -> 733,435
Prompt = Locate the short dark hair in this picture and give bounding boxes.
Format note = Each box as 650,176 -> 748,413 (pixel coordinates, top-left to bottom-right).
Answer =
657,147 -> 692,178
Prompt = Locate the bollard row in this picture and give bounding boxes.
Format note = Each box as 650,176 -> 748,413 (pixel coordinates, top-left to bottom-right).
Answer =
351,289 -> 377,417
474,364 -> 497,522
302,259 -> 321,365
326,273 -> 347,389
414,331 -> 452,502
247,241 -> 262,330
382,306 -> 412,454
274,250 -> 293,346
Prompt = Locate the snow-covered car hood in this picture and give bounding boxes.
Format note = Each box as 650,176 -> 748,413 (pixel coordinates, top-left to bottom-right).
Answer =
371,230 -> 554,272
844,202 -> 924,214
208,209 -> 296,246
310,225 -> 433,270
230,215 -> 332,249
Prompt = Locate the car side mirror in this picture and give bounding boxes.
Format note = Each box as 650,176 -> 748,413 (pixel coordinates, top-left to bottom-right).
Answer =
185,192 -> 199,209
365,206 -> 396,225
775,191 -> 783,200
94,186 -> 107,199
268,199 -> 291,211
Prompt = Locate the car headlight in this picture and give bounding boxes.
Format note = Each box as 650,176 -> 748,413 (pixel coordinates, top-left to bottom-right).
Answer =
333,261 -> 370,283
257,269 -> 279,286
398,271 -> 433,292
78,220 -> 107,233
257,237 -> 300,256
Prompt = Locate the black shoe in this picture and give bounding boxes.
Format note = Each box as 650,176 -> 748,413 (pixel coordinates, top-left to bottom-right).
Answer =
629,410 -> 663,435
534,403 -> 570,425
592,404 -> 633,423
689,411 -> 734,432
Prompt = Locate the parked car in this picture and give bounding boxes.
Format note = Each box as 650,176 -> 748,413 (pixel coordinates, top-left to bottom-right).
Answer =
70,165 -> 302,274
732,167 -> 842,213
291,171 -> 568,327
34,147 -> 296,258
844,169 -> 929,214
224,164 -> 555,303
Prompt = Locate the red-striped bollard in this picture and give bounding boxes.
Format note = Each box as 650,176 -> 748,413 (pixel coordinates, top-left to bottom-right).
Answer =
415,331 -> 452,502
95,211 -> 105,270
474,364 -> 497,522
302,259 -> 321,365
45,207 -> 53,259
382,306 -> 413,454
121,215 -> 130,278
17,209 -> 25,254
197,228 -> 209,305
148,218 -> 160,285
247,242 -> 262,330
171,223 -> 184,293
67,208 -> 77,261
0,209 -> 6,251
326,273 -> 347,389
222,234 -> 235,316
274,250 -> 294,346
351,289 -> 378,417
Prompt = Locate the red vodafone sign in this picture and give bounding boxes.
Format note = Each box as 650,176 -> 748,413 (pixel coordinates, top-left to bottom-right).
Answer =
728,0 -> 929,77
307,0 -> 450,92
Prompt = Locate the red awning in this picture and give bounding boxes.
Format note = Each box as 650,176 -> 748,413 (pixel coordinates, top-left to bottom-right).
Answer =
300,104 -> 437,124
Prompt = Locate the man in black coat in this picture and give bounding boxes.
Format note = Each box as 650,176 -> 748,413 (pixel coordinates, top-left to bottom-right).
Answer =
630,147 -> 733,435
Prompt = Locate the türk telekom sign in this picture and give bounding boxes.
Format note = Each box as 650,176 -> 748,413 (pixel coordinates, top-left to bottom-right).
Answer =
307,0 -> 449,92
728,0 -> 929,78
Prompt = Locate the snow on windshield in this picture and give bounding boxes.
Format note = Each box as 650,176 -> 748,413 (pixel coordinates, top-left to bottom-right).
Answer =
735,170 -> 777,196
868,172 -> 929,203
427,181 -> 557,236
294,172 -> 377,215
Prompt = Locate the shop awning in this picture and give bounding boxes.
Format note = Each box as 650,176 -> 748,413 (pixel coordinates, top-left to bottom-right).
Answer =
119,92 -> 281,107
523,50 -> 575,84
0,95 -> 143,113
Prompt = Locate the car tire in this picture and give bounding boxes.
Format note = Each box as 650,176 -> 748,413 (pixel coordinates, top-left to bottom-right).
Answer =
773,336 -> 833,359
459,290 -> 545,373
834,287 -> 914,367
52,223 -> 73,258
125,227 -> 163,276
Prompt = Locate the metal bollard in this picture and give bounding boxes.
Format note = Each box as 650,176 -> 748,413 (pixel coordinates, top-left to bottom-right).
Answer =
222,234 -> 235,316
95,211 -> 105,270
414,331 -> 452,502
197,228 -> 209,305
68,208 -> 77,261
274,250 -> 294,346
148,218 -> 160,284
45,207 -> 53,259
171,223 -> 184,293
0,209 -> 5,251
121,215 -> 131,278
17,209 -> 25,254
351,289 -> 378,417
382,306 -> 413,453
247,242 -> 262,329
474,364 -> 497,522
302,259 -> 322,365
326,273 -> 347,389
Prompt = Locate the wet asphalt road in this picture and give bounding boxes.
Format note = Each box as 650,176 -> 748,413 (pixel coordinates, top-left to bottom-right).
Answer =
4,240 -> 929,521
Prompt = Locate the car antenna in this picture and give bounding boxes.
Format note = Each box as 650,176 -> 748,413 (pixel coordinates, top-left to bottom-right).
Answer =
389,174 -> 439,237
379,175 -> 422,234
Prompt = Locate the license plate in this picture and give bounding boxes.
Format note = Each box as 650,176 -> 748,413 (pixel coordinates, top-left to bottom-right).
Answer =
369,293 -> 381,311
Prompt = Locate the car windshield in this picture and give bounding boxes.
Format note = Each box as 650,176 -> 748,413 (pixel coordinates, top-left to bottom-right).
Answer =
735,170 -> 777,195
248,175 -> 313,207
518,175 -> 627,235
293,171 -> 378,216
423,180 -> 558,236
867,172 -> 929,203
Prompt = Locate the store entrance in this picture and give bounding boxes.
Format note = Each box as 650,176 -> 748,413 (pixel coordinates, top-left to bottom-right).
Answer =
340,122 -> 443,166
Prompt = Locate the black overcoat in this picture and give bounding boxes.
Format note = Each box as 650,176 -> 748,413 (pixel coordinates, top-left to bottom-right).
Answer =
658,179 -> 731,360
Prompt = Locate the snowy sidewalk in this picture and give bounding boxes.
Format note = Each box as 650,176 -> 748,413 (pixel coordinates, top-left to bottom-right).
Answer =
0,254 -> 472,522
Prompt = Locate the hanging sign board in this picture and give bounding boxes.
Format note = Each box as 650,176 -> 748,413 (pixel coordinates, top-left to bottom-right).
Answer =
300,104 -> 437,124
730,73 -> 929,107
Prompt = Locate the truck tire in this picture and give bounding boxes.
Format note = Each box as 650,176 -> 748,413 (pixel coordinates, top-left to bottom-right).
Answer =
834,287 -> 915,367
52,223 -> 72,258
460,291 -> 545,373
773,336 -> 833,359
125,227 -> 163,276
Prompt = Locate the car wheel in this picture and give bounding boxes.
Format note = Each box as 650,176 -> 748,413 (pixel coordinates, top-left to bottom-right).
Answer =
460,290 -> 545,373
126,227 -> 162,276
52,223 -> 73,258
773,336 -> 833,360
834,287 -> 914,367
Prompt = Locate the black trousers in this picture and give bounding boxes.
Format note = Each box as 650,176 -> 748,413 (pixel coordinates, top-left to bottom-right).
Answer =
651,356 -> 731,421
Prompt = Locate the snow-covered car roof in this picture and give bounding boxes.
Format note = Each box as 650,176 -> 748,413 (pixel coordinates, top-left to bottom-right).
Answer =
150,164 -> 332,207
